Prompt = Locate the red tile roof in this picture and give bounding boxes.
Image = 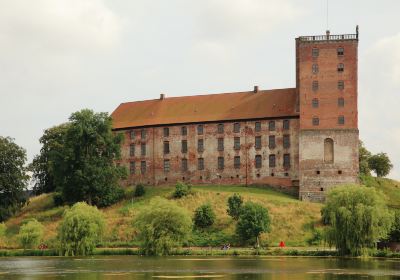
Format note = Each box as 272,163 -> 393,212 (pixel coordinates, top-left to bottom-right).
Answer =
111,88 -> 298,130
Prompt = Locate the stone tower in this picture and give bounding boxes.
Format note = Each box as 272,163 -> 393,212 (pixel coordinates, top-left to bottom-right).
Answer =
297,28 -> 360,202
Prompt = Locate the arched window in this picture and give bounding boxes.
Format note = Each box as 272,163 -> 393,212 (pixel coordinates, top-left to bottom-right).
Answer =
324,138 -> 334,163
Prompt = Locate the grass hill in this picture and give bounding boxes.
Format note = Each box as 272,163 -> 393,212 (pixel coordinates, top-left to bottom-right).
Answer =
2,176 -> 400,249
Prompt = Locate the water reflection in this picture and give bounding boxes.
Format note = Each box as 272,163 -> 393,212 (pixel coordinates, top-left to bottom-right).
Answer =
0,256 -> 400,280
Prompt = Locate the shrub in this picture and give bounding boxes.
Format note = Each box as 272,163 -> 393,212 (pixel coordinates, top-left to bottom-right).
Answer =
173,182 -> 191,198
18,219 -> 44,249
0,223 -> 5,238
134,184 -> 145,197
53,192 -> 64,206
58,202 -> 105,256
387,210 -> 400,242
194,204 -> 216,228
236,202 -> 271,248
227,193 -> 243,220
322,185 -> 393,256
134,197 -> 192,256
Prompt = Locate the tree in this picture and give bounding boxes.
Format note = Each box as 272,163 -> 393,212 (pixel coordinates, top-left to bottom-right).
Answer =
18,219 -> 44,249
387,210 -> 400,242
322,185 -> 393,256
58,202 -> 105,256
134,197 -> 192,256
368,153 -> 393,177
29,124 -> 69,195
359,140 -> 372,176
236,202 -> 271,248
0,136 -> 28,222
194,204 -> 216,228
56,109 -> 127,207
227,193 -> 243,220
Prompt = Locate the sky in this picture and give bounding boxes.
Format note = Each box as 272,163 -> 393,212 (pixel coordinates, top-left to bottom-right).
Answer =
0,0 -> 399,180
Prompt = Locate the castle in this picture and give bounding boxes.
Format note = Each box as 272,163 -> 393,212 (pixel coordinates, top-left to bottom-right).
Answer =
111,28 -> 359,202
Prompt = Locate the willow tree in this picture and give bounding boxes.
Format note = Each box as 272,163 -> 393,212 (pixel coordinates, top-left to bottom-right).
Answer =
322,185 -> 393,256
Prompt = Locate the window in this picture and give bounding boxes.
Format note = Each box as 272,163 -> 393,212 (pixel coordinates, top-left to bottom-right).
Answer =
255,122 -> 261,132
181,126 -> 187,136
312,117 -> 319,126
255,155 -> 262,169
163,127 -> 169,137
130,144 -> 135,157
324,138 -> 334,163
141,143 -> 146,156
141,129 -> 146,140
234,137 -> 240,150
338,98 -> 345,107
255,136 -> 262,149
312,98 -> 319,108
283,135 -> 290,149
130,130 -> 135,140
198,158 -> 204,170
217,123 -> 224,133
181,140 -> 188,153
233,122 -> 240,133
164,159 -> 170,172
217,138 -> 224,151
312,48 -> 319,57
338,80 -> 344,90
337,47 -> 344,56
337,63 -> 344,72
218,157 -> 224,170
283,120 -> 290,130
129,161 -> 135,174
197,125 -> 204,135
234,156 -> 240,169
338,115 -> 345,125
198,139 -> 204,152
164,141 -> 170,154
141,161 -> 146,174
269,154 -> 276,168
269,135 -> 276,149
182,158 -> 188,172
283,154 -> 291,168
268,121 -> 275,131
312,64 -> 319,74
312,81 -> 319,91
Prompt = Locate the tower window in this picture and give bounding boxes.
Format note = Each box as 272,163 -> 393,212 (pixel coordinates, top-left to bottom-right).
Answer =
130,130 -> 135,140
283,120 -> 290,130
130,144 -> 135,157
164,159 -> 170,172
268,121 -> 275,131
164,141 -> 170,154
312,81 -> 319,91
141,161 -> 146,174
269,154 -> 276,168
338,80 -> 344,90
283,154 -> 291,168
141,129 -> 146,140
312,117 -> 319,126
255,155 -> 262,169
337,63 -> 344,72
197,124 -> 204,135
198,158 -> 204,170
233,122 -> 240,133
324,138 -> 334,163
181,140 -> 188,153
218,157 -> 224,170
337,47 -> 344,56
130,161 -> 135,175
269,135 -> 276,149
283,135 -> 290,149
312,98 -> 319,108
312,64 -> 319,74
312,48 -> 319,57
255,121 -> 261,132
338,115 -> 345,125
181,126 -> 187,136
217,123 -> 224,133
217,138 -> 224,151
234,156 -> 240,169
198,139 -> 204,152
338,98 -> 345,107
255,136 -> 262,149
182,158 -> 188,172
163,127 -> 169,137
141,143 -> 146,156
234,137 -> 240,150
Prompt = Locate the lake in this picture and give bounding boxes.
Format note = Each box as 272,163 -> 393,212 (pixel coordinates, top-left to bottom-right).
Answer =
0,255 -> 400,279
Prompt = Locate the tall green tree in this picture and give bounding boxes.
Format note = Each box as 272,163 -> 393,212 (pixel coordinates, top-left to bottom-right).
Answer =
29,124 -> 69,195
227,193 -> 243,220
134,197 -> 192,256
0,137 -> 28,222
368,153 -> 393,177
322,185 -> 393,256
56,109 -> 126,207
236,202 -> 271,248
359,140 -> 372,176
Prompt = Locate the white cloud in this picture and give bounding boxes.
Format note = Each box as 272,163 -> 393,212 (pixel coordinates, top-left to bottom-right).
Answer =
360,33 -> 400,179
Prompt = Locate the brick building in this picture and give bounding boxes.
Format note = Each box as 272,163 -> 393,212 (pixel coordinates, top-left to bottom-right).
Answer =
111,29 -> 359,202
